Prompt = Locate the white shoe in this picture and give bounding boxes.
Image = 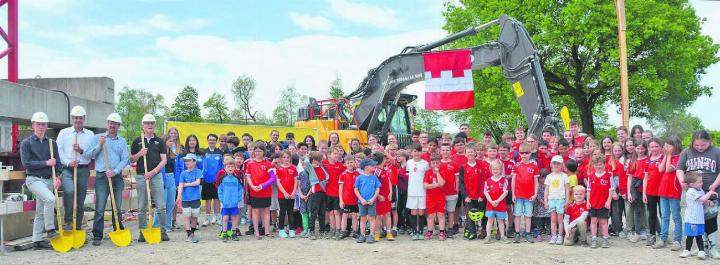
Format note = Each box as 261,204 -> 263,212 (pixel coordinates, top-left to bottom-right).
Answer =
639,230 -> 648,240
210,215 -> 217,225
680,250 -> 690,258
698,251 -> 707,260
549,235 -> 556,245
202,217 -> 210,227
216,214 -> 222,225
619,231 -> 627,239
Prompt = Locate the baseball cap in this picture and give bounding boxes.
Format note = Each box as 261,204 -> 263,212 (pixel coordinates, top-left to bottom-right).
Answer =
183,153 -> 198,161
359,158 -> 378,169
551,155 -> 564,164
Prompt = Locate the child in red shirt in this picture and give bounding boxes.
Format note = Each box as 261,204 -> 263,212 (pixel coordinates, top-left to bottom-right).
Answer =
322,147 -> 346,239
642,138 -> 663,246
563,185 -> 589,246
460,144 -> 489,240
587,154 -> 613,248
244,142 -> 276,239
626,140 -> 648,243
384,143 -> 400,237
275,151 -> 298,238
439,144 -> 460,237
424,154 -> 446,241
656,137 -> 683,249
338,155 -> 360,240
511,143 -> 540,243
484,160 -> 510,243
374,153 -> 394,241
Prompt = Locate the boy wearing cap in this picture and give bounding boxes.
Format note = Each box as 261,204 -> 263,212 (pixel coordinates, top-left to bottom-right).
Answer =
130,114 -> 169,242
354,158 -> 381,243
20,112 -> 62,250
176,153 -> 203,243
544,155 -> 570,245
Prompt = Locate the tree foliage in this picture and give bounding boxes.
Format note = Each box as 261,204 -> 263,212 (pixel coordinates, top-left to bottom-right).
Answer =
442,0 -> 719,135
272,86 -> 302,126
169,86 -> 202,122
329,75 -> 344,99
203,91 -> 230,123
231,74 -> 259,122
116,86 -> 167,143
414,103 -> 444,136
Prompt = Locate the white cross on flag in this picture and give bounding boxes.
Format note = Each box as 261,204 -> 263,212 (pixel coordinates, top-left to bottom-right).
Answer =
423,49 -> 474,110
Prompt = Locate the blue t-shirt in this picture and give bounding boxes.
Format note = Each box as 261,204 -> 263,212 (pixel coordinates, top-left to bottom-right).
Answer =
180,168 -> 203,201
354,174 -> 381,201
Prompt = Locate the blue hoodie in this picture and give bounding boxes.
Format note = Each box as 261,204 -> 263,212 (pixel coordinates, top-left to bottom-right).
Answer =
217,172 -> 243,209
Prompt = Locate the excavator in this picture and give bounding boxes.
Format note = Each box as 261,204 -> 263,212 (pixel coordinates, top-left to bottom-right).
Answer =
295,15 -> 564,147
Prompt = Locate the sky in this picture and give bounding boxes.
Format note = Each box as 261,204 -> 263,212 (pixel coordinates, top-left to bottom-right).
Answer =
1,0 -> 719,130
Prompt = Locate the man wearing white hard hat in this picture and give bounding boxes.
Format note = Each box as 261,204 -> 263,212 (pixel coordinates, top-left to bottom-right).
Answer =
20,112 -> 61,250
56,105 -> 95,231
86,113 -> 130,246
130,114 -> 170,241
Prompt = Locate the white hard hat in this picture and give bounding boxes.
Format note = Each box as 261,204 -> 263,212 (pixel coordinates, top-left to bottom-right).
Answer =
70,105 -> 86,117
141,114 -> 156,123
106,113 -> 122,124
31,112 -> 49,123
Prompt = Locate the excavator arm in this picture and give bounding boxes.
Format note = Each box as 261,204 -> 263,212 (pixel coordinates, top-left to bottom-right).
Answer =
347,15 -> 563,139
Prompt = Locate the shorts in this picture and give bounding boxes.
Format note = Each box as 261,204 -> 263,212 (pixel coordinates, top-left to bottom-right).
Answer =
589,208 -> 609,219
248,196 -> 271,208
377,200 -> 391,216
201,182 -> 219,200
182,200 -> 201,218
343,204 -> 359,213
426,196 -> 446,215
486,210 -> 508,220
221,207 -> 239,216
514,198 -> 534,217
326,196 -> 341,211
547,199 -> 566,214
684,223 -> 704,237
445,194 -> 459,212
406,196 -> 426,210
359,203 -> 376,217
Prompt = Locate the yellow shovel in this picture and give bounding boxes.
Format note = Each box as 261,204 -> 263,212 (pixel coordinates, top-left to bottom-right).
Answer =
48,139 -> 73,253
560,106 -> 571,131
103,143 -> 132,247
140,138 -> 161,244
70,134 -> 86,249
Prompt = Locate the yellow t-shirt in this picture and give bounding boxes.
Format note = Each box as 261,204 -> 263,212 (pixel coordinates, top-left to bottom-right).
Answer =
568,174 -> 578,188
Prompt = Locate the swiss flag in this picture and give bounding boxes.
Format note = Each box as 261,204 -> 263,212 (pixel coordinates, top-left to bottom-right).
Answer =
423,49 -> 474,110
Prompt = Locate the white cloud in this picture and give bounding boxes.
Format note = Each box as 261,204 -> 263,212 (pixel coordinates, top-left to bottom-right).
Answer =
79,14 -> 209,36
289,12 -> 333,31
329,0 -> 400,29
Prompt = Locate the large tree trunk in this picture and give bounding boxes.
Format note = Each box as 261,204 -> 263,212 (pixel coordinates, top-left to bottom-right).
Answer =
575,99 -> 595,136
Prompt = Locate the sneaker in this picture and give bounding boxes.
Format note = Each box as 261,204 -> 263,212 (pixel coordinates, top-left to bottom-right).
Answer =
391,229 -> 398,237
524,233 -> 534,243
138,233 -> 146,242
202,217 -> 210,227
590,237 -> 598,249
629,233 -> 640,243
45,229 -> 59,239
670,241 -> 682,251
190,233 -> 199,243
709,248 -> 720,259
32,241 -> 52,250
339,230 -> 348,240
502,236 -> 512,244
222,233 -> 229,242
289,230 -> 296,238
352,232 -> 360,239
446,230 -> 454,239
92,238 -> 102,246
240,218 -> 247,225
309,231 -> 317,240
356,234 -> 366,243
645,235 -> 656,246
373,233 -> 381,242
232,231 -> 240,241
424,231 -> 433,241
513,233 -> 521,243
161,231 -> 170,241
479,229 -> 487,239
279,230 -> 288,238
484,235 -> 493,244
300,230 -> 309,238
439,231 -> 447,241
386,232 -> 395,241
680,250 -> 691,258
639,230 -> 648,240
366,234 -> 375,244
699,250 -> 708,260
619,231 -> 627,239
245,226 -> 255,235
652,239 -> 666,249
210,215 -> 217,225
601,237 -> 610,248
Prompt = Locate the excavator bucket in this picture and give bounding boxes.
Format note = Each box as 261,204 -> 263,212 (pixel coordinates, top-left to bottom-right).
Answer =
109,228 -> 132,247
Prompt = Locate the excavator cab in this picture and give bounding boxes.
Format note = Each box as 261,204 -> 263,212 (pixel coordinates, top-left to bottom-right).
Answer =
371,94 -> 416,147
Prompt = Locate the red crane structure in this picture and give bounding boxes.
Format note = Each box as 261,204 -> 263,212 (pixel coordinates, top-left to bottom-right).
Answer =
0,0 -> 18,152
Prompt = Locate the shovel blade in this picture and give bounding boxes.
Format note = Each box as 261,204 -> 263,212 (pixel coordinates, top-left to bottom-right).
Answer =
141,228 -> 162,244
72,230 -> 86,249
50,235 -> 73,253
109,229 -> 132,247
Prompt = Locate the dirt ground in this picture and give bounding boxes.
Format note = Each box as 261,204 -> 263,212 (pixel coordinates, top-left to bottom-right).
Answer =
3,218 -> 712,265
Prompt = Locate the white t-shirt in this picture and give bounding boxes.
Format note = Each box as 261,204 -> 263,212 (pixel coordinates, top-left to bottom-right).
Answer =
407,159 -> 430,197
544,172 -> 569,200
684,188 -> 706,225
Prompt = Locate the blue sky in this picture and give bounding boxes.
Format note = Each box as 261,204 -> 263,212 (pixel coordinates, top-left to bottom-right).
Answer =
2,0 -> 719,130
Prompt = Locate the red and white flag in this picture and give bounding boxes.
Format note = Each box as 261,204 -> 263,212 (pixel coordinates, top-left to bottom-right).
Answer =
423,49 -> 474,110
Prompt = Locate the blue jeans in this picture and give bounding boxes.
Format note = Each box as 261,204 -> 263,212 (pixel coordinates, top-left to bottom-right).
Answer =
92,172 -> 125,239
153,173 -> 175,231
659,197 -> 682,242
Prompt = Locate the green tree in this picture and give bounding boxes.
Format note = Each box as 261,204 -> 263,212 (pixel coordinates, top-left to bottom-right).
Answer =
443,0 -> 718,135
203,92 -> 229,123
650,110 -> 703,140
329,75 -> 344,99
116,86 -> 167,143
169,86 -> 202,122
231,74 -> 258,122
414,104 -> 444,136
271,86 -> 301,126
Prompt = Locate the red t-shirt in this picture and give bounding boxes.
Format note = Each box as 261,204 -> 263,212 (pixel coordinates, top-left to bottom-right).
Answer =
588,171 -> 611,209
461,161 -> 486,200
537,150 -> 550,172
501,159 -> 515,176
244,159 -> 273,198
658,155 -> 681,199
629,157 -> 649,192
645,155 -> 664,196
378,170 -> 392,199
421,152 -> 431,162
322,160 -> 346,197
385,160 -> 399,185
312,166 -> 328,193
574,136 -> 585,148
439,160 -> 460,196
566,201 -> 588,221
609,159 -> 628,196
512,162 -> 539,199
424,170 -> 445,201
276,165 -> 298,199
452,154 -> 468,167
512,142 -> 522,152
577,157 -> 590,186
484,177 -> 509,212
339,171 -> 360,205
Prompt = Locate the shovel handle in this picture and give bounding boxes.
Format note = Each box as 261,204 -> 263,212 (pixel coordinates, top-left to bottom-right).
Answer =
73,134 -> 78,231
141,138 -> 153,224
49,139 -> 65,232
103,143 -> 122,231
